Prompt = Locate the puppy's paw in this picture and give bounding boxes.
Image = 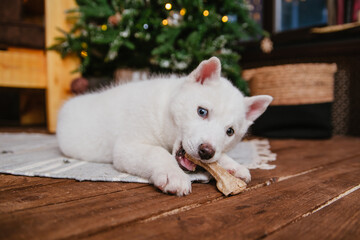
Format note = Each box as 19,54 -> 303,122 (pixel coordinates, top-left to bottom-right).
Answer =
151,170 -> 192,196
226,165 -> 251,183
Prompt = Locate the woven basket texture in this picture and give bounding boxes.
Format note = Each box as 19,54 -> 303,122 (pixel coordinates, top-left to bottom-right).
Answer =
243,63 -> 337,106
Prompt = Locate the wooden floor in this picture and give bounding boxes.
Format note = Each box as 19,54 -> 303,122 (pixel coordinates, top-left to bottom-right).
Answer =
0,136 -> 360,239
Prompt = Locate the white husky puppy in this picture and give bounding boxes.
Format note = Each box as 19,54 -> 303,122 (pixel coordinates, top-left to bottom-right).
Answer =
57,57 -> 272,196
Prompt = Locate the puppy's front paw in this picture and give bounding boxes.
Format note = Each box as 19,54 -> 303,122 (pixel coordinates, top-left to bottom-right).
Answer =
151,169 -> 192,196
226,165 -> 251,183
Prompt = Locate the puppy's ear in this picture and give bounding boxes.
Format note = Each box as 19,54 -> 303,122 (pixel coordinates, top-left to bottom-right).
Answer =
189,57 -> 221,84
244,95 -> 273,123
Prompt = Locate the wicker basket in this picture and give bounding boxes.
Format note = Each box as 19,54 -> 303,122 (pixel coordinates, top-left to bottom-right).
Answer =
243,63 -> 337,106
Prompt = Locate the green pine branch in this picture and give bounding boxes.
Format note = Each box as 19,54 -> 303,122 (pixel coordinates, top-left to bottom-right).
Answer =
49,0 -> 265,94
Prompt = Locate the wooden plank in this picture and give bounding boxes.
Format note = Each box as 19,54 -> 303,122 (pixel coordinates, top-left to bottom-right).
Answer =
266,188 -> 360,240
0,174 -> 65,192
0,183 -> 222,240
45,0 -> 80,133
269,135 -> 360,153
0,48 -> 47,89
85,155 -> 360,240
0,180 -> 145,213
251,136 -> 360,184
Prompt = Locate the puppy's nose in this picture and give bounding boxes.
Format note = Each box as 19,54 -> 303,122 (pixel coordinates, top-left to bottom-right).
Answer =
198,143 -> 215,160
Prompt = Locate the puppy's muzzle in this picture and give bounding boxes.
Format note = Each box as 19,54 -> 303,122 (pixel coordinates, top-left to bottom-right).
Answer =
198,143 -> 215,160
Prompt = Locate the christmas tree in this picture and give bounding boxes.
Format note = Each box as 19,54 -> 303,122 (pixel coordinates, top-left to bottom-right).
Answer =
50,0 -> 265,94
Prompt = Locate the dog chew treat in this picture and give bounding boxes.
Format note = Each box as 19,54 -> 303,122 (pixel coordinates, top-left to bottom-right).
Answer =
185,154 -> 247,196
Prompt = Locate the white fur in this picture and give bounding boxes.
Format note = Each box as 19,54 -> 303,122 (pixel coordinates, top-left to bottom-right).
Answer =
57,57 -> 272,196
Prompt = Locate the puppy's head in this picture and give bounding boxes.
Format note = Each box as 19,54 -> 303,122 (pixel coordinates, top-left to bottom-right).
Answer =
171,57 -> 272,170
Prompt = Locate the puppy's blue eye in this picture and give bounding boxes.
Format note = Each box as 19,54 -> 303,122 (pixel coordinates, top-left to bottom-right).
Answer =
197,107 -> 208,118
226,127 -> 235,136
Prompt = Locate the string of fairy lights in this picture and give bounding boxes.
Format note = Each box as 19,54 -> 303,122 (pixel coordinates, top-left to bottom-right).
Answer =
78,2 -> 233,58
161,2 -> 229,25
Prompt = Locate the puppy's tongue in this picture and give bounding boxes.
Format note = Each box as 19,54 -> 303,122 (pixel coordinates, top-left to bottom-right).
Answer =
179,156 -> 196,171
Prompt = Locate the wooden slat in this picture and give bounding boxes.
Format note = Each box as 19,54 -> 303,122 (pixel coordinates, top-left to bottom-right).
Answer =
0,48 -> 47,89
0,180 -> 145,213
0,175 -> 65,192
266,189 -> 360,240
86,155 -> 360,240
45,0 -> 80,133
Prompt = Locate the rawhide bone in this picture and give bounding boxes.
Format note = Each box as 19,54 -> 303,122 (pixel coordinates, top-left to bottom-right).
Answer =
185,154 -> 247,196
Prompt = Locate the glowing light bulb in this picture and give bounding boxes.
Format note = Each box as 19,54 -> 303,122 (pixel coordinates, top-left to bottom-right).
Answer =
165,3 -> 172,10
80,50 -> 88,58
81,42 -> 88,49
222,15 -> 228,22
180,8 -> 186,16
162,19 -> 168,26
203,10 -> 209,17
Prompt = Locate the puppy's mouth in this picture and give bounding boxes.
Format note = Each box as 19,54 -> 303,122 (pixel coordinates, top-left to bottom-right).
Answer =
175,143 -> 197,172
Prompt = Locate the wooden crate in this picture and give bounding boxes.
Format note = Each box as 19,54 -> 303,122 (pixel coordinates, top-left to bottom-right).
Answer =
0,0 -> 80,133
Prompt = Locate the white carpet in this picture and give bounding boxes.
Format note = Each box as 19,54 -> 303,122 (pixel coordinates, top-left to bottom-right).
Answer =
0,133 -> 276,183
